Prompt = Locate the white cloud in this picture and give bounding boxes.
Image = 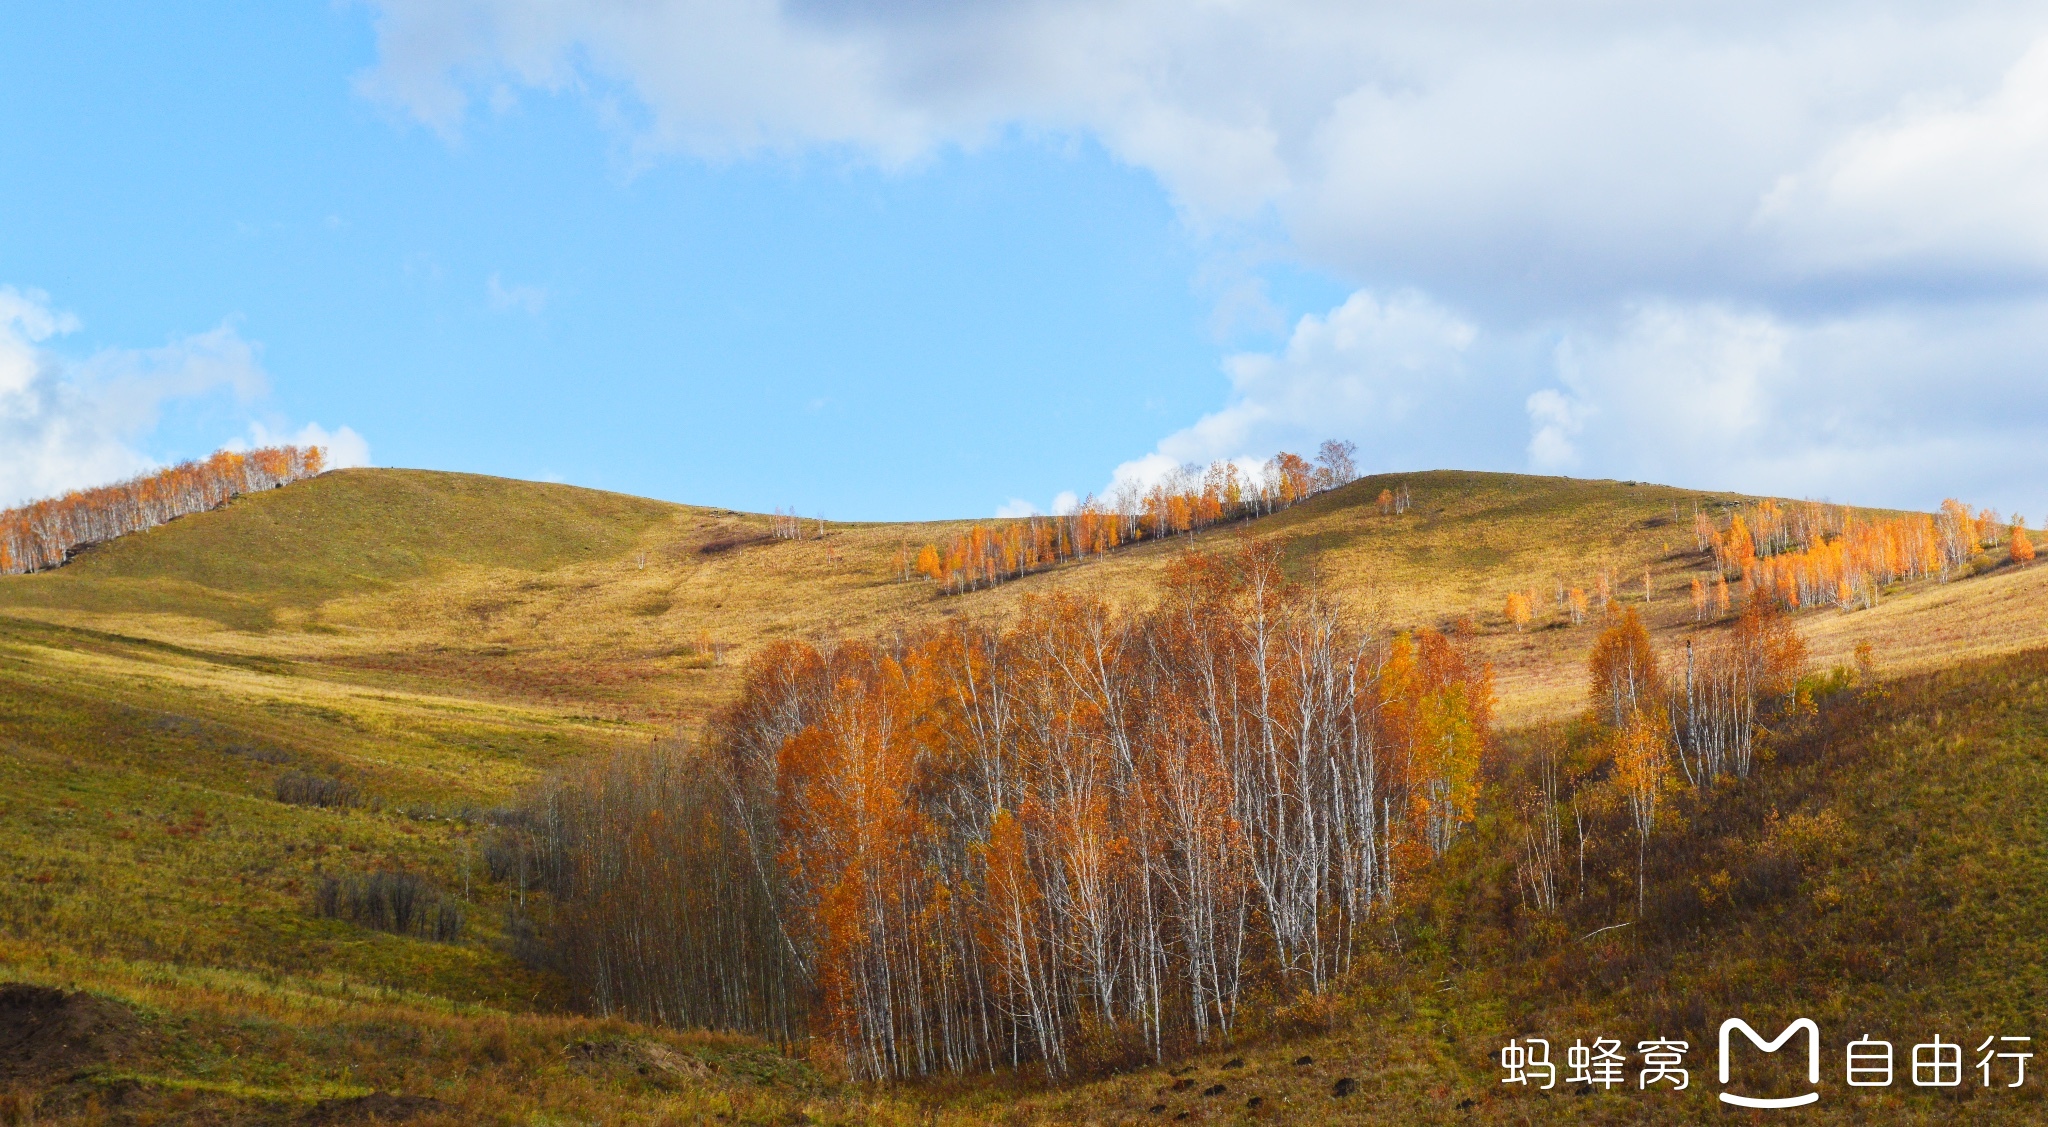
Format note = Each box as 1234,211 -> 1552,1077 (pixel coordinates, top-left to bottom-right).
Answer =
1521,298 -> 2048,515
487,272 -> 548,315
1758,38 -> 2048,285
994,498 -> 1039,518
0,285 -> 369,508
237,421 -> 373,470
361,2 -> 2048,290
1109,290 -> 1476,487
361,3 -> 2048,510
1524,388 -> 1589,472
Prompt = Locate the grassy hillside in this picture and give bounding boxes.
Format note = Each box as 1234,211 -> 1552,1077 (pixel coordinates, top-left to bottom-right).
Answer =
4,465 -> 2046,1123
0,471 -> 676,631
1006,649 -> 2048,1124
8,467 -> 2043,725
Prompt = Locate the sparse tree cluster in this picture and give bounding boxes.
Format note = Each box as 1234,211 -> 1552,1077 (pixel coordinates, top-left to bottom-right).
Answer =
1535,599 -> 1809,919
1666,601 -> 1807,785
1693,496 -> 2004,613
0,445 -> 324,574
508,537 -> 1492,1079
908,444 -> 1365,595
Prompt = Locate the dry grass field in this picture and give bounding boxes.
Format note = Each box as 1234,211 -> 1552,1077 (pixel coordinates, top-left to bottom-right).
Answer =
5,467 -> 2038,726
4,466 -> 2045,1124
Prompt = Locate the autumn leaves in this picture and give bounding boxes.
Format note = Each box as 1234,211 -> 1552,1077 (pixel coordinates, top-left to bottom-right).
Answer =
755,537 -> 1495,1078
1573,598 -> 1808,917
902,444 -> 1362,595
1698,496 -> 2024,613
0,445 -> 324,574
1506,495 -> 2025,635
526,535 -> 1489,1079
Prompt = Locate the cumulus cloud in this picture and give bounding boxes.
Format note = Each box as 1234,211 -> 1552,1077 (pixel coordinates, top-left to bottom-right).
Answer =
361,2 -> 2048,289
1107,290 -> 1478,489
1524,388 -> 1590,473
237,421 -> 374,470
361,2 -> 2048,510
1758,38 -> 2048,287
1113,285 -> 2048,517
0,285 -> 368,508
1521,298 -> 2048,514
999,490 -> 1080,517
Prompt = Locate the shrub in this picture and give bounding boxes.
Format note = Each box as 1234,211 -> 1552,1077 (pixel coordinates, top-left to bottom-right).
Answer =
275,771 -> 362,809
314,870 -> 463,942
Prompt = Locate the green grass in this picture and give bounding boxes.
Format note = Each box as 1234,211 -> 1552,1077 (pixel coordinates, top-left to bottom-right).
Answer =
1025,648 -> 2048,1124
6,465 -> 2048,1123
0,469 -> 680,630
0,614 -> 601,1006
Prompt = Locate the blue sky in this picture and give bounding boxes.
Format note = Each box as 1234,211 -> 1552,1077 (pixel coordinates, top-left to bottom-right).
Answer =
6,2 -> 2048,519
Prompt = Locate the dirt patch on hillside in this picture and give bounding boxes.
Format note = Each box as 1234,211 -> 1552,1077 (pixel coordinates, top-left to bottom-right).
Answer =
0,983 -> 140,1081
301,1092 -> 448,1124
566,1037 -> 712,1081
696,533 -> 773,556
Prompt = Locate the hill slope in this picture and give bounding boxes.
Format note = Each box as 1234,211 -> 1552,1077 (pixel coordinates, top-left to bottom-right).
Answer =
4,466 -> 2047,1123
7,467 -> 2043,726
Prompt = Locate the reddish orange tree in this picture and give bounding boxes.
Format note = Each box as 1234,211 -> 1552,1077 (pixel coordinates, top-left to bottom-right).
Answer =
905,446 -> 1353,595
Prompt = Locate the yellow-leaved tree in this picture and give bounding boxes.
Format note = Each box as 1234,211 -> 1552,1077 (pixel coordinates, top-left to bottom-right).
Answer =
1611,711 -> 1670,918
1504,591 -> 1532,631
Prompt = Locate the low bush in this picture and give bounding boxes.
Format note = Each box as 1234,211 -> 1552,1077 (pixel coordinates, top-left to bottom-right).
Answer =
314,869 -> 463,942
275,771 -> 362,809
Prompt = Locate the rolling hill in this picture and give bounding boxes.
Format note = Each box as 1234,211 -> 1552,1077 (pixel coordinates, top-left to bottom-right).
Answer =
3,467 -> 2046,1124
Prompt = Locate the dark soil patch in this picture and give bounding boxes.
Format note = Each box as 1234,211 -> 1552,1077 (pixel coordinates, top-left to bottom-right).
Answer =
301,1092 -> 448,1124
0,984 -> 139,1081
698,534 -> 773,556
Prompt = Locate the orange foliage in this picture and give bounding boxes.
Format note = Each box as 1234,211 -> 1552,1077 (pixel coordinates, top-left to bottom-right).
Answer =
542,538 -> 1492,1079
1,445 -> 324,574
1586,605 -> 1661,729
1503,590 -> 1531,631
1699,495 -> 1992,613
908,448 -> 1355,594
1565,587 -> 1588,625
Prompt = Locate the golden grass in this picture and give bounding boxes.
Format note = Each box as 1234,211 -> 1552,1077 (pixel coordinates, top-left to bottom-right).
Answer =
0,939 -> 892,1126
6,465 -> 2048,1123
5,467 -> 2041,729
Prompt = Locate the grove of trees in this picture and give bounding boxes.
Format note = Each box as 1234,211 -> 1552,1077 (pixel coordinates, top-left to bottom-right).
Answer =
908,443 -> 1362,595
1695,496 -> 2011,611
1519,495 -> 2020,634
0,445 -> 325,574
505,535 -> 1492,1079
1511,597 -> 1809,924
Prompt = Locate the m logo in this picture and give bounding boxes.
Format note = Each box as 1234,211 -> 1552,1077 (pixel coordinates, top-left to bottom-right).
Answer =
1719,1018 -> 1821,1108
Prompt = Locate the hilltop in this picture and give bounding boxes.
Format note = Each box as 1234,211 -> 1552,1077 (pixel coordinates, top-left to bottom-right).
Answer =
4,466 -> 2047,1124
7,467 -> 2042,726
